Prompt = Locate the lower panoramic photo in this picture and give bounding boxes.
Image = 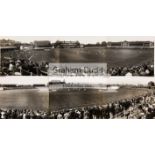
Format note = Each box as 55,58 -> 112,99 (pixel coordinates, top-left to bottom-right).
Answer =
0,77 -> 155,119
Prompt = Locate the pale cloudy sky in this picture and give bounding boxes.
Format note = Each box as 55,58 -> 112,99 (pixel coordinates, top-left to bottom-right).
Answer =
0,36 -> 154,43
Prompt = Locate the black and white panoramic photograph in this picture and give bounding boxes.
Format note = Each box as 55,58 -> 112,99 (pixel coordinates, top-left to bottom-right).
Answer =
0,36 -> 154,76
0,36 -> 155,119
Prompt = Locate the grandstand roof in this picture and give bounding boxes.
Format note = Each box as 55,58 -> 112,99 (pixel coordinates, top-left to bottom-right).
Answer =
0,46 -> 17,49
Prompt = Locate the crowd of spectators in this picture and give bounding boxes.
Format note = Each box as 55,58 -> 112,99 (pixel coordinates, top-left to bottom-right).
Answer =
1,59 -> 49,76
49,93 -> 155,119
108,63 -> 154,76
1,59 -> 153,76
0,109 -> 49,119
1,92 -> 155,119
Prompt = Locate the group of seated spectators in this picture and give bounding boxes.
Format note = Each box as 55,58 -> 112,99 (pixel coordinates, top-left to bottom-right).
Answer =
1,58 -> 154,76
1,59 -> 49,76
1,93 -> 155,119
49,93 -> 155,119
108,63 -> 154,76
0,109 -> 48,119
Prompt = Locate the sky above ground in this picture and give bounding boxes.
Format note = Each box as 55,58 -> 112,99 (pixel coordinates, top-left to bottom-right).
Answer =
0,36 -> 154,43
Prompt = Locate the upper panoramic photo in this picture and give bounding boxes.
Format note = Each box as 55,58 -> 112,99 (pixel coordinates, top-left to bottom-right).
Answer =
0,36 -> 154,76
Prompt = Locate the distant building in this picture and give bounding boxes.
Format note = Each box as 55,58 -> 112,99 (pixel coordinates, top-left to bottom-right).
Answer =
0,39 -> 21,51
106,41 -> 153,48
128,41 -> 144,47
54,41 -> 80,48
33,40 -> 52,49
107,42 -> 122,47
128,41 -> 154,48
122,41 -> 129,47
0,46 -> 18,52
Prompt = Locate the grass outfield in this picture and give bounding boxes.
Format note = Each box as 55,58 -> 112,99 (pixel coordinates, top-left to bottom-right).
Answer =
56,48 -> 154,67
49,87 -> 153,111
0,88 -> 49,110
0,87 -> 152,111
2,47 -> 154,67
